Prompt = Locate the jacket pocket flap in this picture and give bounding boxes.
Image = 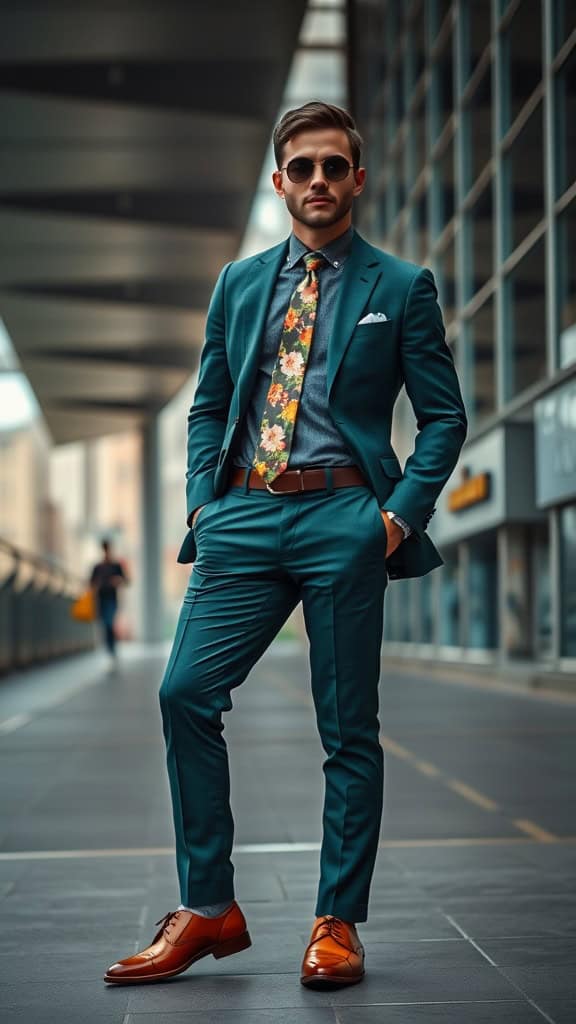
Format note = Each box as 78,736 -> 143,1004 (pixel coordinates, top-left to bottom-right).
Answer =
380,455 -> 403,479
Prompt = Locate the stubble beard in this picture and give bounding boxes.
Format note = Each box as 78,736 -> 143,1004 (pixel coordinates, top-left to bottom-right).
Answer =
285,191 -> 353,230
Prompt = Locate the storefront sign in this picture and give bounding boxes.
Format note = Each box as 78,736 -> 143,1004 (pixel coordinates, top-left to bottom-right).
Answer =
448,470 -> 491,512
535,377 -> 576,507
431,424 -> 543,546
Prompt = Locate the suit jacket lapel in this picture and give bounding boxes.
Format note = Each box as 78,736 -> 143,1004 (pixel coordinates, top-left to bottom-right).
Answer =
327,232 -> 383,398
237,239 -> 288,411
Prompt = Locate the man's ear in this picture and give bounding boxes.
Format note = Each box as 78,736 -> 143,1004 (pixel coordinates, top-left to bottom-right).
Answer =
352,167 -> 366,198
272,169 -> 284,197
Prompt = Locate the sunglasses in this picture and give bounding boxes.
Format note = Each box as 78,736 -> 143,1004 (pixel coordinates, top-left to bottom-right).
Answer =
280,155 -> 354,184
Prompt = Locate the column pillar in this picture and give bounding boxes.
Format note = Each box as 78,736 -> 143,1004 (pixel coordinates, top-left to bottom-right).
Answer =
141,415 -> 164,643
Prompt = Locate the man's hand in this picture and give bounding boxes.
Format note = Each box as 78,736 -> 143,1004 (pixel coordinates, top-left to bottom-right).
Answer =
381,511 -> 404,558
191,505 -> 206,529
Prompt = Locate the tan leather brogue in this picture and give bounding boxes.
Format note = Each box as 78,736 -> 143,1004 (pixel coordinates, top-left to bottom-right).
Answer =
300,915 -> 365,987
104,902 -> 251,984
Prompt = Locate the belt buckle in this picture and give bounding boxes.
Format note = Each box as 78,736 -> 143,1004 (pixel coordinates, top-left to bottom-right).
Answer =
266,469 -> 303,495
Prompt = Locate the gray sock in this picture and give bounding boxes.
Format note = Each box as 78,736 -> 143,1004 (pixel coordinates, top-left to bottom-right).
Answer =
177,901 -> 233,918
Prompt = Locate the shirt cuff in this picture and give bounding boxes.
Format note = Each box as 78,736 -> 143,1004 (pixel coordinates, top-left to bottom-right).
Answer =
383,510 -> 412,539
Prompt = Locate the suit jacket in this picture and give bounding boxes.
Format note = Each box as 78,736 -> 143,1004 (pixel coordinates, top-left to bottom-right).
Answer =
177,230 -> 467,580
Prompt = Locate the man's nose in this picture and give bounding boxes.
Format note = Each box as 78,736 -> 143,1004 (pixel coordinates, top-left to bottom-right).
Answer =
310,166 -> 329,188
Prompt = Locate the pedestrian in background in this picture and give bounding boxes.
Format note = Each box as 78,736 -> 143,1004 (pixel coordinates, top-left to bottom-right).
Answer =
90,539 -> 129,665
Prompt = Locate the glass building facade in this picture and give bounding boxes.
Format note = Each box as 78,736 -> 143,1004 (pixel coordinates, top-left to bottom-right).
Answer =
349,0 -> 576,676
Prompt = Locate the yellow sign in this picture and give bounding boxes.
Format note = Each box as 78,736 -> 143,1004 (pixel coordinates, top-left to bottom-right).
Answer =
448,472 -> 490,512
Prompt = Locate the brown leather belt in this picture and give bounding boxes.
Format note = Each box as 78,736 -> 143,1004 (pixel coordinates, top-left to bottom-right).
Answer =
229,466 -> 367,494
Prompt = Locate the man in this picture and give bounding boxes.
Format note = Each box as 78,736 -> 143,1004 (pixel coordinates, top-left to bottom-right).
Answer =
105,102 -> 467,988
90,539 -> 128,665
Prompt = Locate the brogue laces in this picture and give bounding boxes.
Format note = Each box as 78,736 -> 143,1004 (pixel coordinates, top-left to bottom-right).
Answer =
311,916 -> 351,952
153,909 -> 182,941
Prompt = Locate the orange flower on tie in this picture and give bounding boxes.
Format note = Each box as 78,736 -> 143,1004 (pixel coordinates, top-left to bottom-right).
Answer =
268,382 -> 284,406
284,307 -> 299,332
281,399 -> 299,424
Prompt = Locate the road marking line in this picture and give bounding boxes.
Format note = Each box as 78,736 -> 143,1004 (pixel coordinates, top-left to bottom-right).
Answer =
412,759 -> 441,777
380,737 -> 415,761
512,819 -> 558,842
0,836 -> 574,861
380,731 -> 557,842
447,780 -> 500,812
0,714 -> 32,734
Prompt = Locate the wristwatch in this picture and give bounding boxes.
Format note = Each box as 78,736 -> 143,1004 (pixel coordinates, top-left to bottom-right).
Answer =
383,510 -> 412,540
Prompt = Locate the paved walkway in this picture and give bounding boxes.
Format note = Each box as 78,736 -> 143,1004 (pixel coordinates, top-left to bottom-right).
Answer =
1,640 -> 575,1023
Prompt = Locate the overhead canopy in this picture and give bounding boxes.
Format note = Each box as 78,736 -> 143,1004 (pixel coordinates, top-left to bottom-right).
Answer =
0,0 -> 306,443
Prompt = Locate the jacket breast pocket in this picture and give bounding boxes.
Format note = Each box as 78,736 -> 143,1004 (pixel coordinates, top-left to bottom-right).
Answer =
352,321 -> 395,343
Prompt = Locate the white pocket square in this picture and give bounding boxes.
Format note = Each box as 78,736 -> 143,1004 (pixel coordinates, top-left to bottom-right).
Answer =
357,312 -> 389,324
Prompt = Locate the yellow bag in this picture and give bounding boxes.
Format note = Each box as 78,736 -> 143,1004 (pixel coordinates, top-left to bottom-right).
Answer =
70,588 -> 96,622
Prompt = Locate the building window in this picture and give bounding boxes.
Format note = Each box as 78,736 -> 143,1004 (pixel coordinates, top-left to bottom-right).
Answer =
431,0 -> 452,42
433,135 -> 455,235
431,31 -> 454,142
463,0 -> 492,83
394,143 -> 407,214
386,579 -> 413,643
560,503 -> 576,657
409,98 -> 427,185
532,522 -> 552,660
420,572 -> 434,644
385,164 -> 400,234
468,533 -> 499,649
391,58 -> 406,132
409,2 -> 427,86
501,0 -> 542,132
505,238 -> 547,399
411,191 -> 429,264
503,101 -> 544,257
467,296 -> 496,428
557,198 -> 576,369
554,45 -> 576,200
462,66 -> 492,194
553,0 -> 576,52
437,235 -> 456,326
503,525 -> 532,659
385,0 -> 403,57
439,546 -> 461,646
465,182 -> 494,301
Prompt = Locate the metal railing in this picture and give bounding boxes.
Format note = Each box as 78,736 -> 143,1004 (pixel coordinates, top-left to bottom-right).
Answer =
0,538 -> 95,674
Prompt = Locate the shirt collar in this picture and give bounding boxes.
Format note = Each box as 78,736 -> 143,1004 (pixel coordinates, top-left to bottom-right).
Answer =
286,225 -> 354,270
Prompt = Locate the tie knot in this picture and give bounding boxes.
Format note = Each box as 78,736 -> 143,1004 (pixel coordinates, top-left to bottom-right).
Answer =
303,252 -> 325,274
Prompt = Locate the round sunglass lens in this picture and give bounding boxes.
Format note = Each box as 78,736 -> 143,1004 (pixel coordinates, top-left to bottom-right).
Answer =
324,157 -> 350,181
286,159 -> 313,182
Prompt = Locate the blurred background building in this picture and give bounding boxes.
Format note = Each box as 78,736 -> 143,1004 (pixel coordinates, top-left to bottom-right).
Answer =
351,0 -> 575,680
0,0 -> 574,684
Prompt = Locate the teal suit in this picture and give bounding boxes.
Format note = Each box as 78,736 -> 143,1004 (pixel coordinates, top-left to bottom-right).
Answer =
160,230 -> 467,922
177,230 -> 467,579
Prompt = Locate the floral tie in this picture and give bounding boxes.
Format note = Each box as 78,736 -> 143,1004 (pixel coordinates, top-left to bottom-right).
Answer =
252,252 -> 325,483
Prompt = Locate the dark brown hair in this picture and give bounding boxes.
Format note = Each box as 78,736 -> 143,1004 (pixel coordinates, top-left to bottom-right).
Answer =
273,101 -> 363,169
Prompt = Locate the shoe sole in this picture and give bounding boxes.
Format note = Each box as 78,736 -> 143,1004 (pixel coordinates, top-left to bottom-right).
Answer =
103,930 -> 252,984
300,971 -> 364,988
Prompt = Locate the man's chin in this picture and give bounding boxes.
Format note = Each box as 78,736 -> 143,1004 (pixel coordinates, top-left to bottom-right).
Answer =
298,206 -> 341,227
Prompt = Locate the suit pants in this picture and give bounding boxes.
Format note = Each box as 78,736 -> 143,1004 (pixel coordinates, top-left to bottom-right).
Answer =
159,474 -> 389,923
